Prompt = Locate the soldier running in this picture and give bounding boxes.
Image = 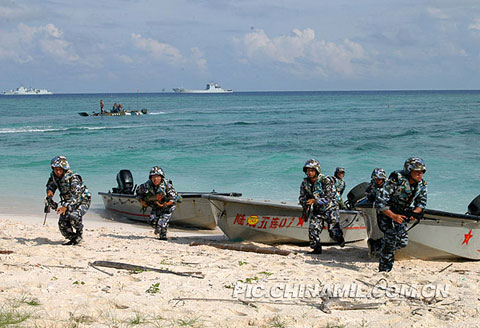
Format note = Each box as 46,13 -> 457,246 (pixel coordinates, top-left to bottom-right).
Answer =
46,156 -> 91,245
136,166 -> 177,240
376,157 -> 427,272
299,159 -> 345,254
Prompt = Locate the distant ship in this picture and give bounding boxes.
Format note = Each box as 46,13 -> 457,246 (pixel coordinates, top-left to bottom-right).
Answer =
173,82 -> 233,94
3,85 -> 53,95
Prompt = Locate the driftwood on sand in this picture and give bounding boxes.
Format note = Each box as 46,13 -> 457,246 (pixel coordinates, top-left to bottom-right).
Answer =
189,241 -> 293,256
0,250 -> 14,254
90,260 -> 204,279
172,297 -> 383,313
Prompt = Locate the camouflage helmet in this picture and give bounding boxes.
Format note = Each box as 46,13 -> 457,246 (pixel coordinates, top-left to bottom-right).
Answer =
149,166 -> 165,178
404,157 -> 426,174
303,159 -> 321,175
335,167 -> 345,176
50,156 -> 69,170
371,168 -> 386,180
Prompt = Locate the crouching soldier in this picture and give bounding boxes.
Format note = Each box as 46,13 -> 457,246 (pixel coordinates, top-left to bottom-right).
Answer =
299,159 -> 345,254
136,166 -> 177,240
46,156 -> 91,245
376,157 -> 427,272
365,168 -> 387,258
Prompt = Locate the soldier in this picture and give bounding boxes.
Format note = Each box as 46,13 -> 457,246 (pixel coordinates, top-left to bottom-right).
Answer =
365,168 -> 386,203
365,168 -> 387,258
46,156 -> 91,245
376,157 -> 427,272
136,166 -> 177,240
333,167 -> 346,209
299,159 -> 345,254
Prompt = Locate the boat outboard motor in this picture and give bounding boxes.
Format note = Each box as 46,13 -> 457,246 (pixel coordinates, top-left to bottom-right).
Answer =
467,195 -> 480,216
345,182 -> 370,209
113,169 -> 135,194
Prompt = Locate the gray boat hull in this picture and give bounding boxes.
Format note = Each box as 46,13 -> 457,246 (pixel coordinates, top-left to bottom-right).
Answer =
99,192 -> 240,229
357,204 -> 480,260
204,195 -> 367,244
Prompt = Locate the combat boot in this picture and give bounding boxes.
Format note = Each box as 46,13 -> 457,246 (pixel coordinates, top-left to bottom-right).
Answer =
309,245 -> 322,254
159,228 -> 167,240
338,236 -> 346,248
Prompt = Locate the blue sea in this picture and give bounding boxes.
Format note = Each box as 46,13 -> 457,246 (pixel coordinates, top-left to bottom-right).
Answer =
0,91 -> 478,215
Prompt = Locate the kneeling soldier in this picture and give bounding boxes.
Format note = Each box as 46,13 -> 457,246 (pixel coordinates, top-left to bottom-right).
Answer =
46,156 -> 91,245
136,166 -> 177,240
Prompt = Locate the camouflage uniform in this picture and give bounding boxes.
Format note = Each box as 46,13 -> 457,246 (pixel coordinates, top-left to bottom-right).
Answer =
299,160 -> 344,253
333,167 -> 346,209
376,159 -> 427,272
365,168 -> 387,257
46,157 -> 91,245
136,168 -> 177,240
365,168 -> 386,203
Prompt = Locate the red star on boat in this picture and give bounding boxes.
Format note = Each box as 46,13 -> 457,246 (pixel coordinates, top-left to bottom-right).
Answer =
297,217 -> 305,227
462,229 -> 473,245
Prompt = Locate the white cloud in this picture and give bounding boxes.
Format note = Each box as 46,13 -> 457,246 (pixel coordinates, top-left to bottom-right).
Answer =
131,33 -> 184,65
469,18 -> 480,31
0,23 -> 79,63
117,54 -> 133,63
426,7 -> 449,20
237,28 -> 367,78
131,33 -> 208,70
0,1 -> 43,22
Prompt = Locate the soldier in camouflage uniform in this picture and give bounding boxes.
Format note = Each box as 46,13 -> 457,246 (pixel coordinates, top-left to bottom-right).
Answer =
365,168 -> 387,258
375,157 -> 427,272
136,166 -> 177,240
333,167 -> 346,209
365,168 -> 386,203
299,159 -> 345,254
46,156 -> 91,245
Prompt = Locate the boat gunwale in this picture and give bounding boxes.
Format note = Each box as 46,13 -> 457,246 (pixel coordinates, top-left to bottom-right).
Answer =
355,203 -> 480,222
99,191 -> 241,199
203,194 -> 361,214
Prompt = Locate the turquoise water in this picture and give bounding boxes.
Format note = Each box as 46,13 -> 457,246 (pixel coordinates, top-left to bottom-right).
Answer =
0,91 -> 479,214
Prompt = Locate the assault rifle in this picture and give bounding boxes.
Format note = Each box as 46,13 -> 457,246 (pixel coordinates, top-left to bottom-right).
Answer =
392,207 -> 424,232
43,196 -> 58,226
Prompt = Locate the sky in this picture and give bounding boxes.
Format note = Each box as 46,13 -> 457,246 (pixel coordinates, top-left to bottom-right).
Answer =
1,0 -> 480,92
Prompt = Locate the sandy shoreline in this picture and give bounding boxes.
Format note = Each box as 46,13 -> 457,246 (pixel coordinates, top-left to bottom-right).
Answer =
1,211 -> 480,327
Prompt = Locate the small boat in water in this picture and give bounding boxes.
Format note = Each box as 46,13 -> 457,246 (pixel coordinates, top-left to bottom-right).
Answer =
99,170 -> 241,229
173,82 -> 233,94
3,85 -> 53,95
203,194 -> 368,244
79,109 -> 147,117
348,183 -> 480,260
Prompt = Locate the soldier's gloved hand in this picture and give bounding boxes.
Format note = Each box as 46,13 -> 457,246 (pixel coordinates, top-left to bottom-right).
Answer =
139,199 -> 148,207
47,190 -> 54,198
306,199 -> 315,206
156,194 -> 163,201
57,206 -> 67,215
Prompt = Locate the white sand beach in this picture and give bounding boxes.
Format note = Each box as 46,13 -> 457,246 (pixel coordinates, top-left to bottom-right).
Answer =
1,210 -> 480,328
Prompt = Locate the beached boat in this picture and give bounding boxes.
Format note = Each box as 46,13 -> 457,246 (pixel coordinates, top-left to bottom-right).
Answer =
78,109 -> 147,117
357,204 -> 480,260
347,182 -> 480,260
203,194 -> 368,244
99,191 -> 241,229
98,169 -> 241,229
3,85 -> 53,95
173,82 -> 233,94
